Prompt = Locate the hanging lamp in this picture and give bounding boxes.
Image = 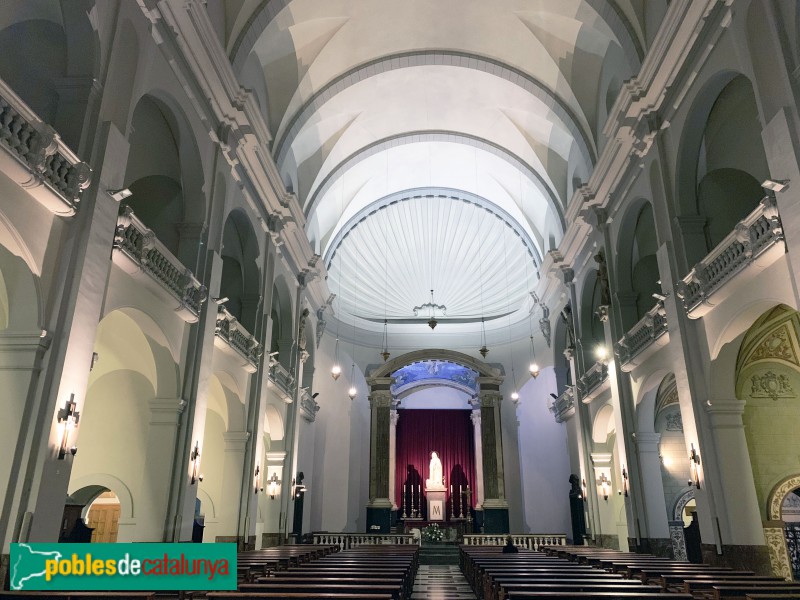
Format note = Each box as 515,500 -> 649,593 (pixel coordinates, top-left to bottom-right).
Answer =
529,334 -> 540,379
380,319 -> 390,362
331,337 -> 342,380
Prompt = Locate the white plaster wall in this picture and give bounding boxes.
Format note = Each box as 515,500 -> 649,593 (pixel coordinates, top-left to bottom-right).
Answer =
307,331 -> 370,532
515,367 -> 573,536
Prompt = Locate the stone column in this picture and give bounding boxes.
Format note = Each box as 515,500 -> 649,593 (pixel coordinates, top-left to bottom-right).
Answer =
635,433 -> 672,552
366,378 -> 393,532
704,399 -> 771,572
136,398 -> 186,541
5,122 -> 129,548
260,450 -> 286,547
477,381 -> 508,533
470,409 -> 485,509
389,408 -> 399,511
591,452 -> 618,549
216,431 -> 250,543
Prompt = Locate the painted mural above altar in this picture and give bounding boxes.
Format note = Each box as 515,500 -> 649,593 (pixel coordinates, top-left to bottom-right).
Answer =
391,360 -> 479,396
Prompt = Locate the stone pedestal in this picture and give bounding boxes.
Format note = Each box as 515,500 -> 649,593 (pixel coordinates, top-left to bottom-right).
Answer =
426,489 -> 446,521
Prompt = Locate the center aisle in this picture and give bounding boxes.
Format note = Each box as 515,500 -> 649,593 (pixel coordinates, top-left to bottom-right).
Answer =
410,564 -> 477,600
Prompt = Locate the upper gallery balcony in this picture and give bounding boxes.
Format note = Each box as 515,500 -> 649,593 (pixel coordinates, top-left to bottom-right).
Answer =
677,196 -> 785,319
214,306 -> 263,373
113,206 -> 207,322
615,302 -> 669,372
578,360 -> 609,403
549,387 -> 576,423
0,77 -> 90,215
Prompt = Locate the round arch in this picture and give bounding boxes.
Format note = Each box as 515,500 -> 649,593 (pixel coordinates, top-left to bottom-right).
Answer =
767,474 -> 800,521
369,348 -> 501,379
68,475 -> 135,522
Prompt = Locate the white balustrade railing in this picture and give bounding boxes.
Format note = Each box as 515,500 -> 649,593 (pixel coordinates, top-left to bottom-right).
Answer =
462,534 -> 567,551
215,306 -> 262,371
677,196 -> 785,318
268,362 -> 295,399
312,533 -> 418,550
113,206 -> 207,322
577,361 -> 608,401
615,302 -> 668,369
0,77 -> 91,214
549,388 -> 575,423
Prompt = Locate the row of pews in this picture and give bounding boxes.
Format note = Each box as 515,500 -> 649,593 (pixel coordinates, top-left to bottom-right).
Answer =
461,543 -> 800,600
0,544 -> 417,600
208,543 -> 418,600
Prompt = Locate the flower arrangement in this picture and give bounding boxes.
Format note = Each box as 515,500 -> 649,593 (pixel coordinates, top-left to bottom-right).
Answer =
421,523 -> 444,543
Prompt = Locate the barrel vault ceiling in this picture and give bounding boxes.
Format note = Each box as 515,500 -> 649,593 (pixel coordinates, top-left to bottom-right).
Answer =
225,0 -> 645,341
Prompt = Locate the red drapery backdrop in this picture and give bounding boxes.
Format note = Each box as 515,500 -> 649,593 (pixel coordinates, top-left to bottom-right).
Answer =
395,409 -> 476,516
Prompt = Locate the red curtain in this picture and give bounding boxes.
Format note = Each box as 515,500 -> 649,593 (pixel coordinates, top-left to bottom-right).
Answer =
395,409 -> 476,517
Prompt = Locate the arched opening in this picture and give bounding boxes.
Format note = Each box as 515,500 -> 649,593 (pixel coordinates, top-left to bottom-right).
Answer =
591,403 -> 628,550
616,200 -> 661,329
782,488 -> 800,580
270,276 -> 294,372
678,74 -> 770,265
220,210 -> 261,333
67,308 -> 178,542
736,306 -> 800,577
197,372 -> 246,543
580,270 -> 605,367
654,374 -> 700,562
123,93 -> 206,268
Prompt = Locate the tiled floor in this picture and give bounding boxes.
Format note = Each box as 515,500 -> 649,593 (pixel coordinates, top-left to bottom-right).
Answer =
411,564 -> 477,599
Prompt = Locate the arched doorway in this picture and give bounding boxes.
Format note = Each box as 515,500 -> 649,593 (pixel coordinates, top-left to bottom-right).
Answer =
368,349 -> 507,534
84,491 -> 121,543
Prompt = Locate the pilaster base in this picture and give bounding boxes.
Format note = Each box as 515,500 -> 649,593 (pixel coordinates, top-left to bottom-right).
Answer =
482,507 -> 509,534
261,533 -> 282,547
214,535 -> 256,550
1,553 -> 9,591
635,537 -> 673,557
595,534 -> 620,549
701,543 -> 773,575
367,501 -> 392,533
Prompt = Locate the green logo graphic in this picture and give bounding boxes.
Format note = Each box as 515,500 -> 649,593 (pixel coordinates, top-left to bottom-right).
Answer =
10,543 -> 237,591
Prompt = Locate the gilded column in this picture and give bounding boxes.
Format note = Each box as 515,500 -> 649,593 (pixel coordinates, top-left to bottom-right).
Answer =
470,408 -> 484,509
477,378 -> 508,533
366,377 -> 393,532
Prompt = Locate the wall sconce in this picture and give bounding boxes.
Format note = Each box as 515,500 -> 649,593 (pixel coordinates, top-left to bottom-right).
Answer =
595,345 -> 609,365
688,443 -> 701,489
598,473 -> 610,501
267,472 -> 281,500
254,465 -> 262,494
57,394 -> 80,460
621,466 -> 629,497
190,441 -> 203,485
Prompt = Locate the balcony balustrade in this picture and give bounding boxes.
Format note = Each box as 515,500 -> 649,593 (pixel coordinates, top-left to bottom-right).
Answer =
113,206 -> 207,322
677,196 -> 785,318
578,360 -> 609,403
0,77 -> 90,215
549,387 -> 576,423
214,306 -> 263,373
615,302 -> 669,371
268,361 -> 295,401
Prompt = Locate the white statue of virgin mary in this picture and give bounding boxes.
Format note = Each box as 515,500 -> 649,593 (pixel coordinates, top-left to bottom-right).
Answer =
425,451 -> 445,491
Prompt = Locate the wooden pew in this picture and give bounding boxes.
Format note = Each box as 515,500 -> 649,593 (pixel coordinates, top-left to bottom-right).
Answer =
0,594 -> 155,600
239,583 -> 402,600
207,594 -> 394,600
505,593 -> 693,600
712,586 -> 800,600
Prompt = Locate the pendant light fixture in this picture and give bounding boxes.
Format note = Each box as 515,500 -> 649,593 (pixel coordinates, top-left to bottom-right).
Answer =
331,253 -> 342,380
348,364 -> 357,400
529,334 -> 540,379
381,319 -> 390,362
477,213 -> 488,358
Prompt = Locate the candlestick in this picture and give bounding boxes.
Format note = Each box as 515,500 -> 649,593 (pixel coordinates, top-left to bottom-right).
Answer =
402,484 -> 407,518
459,484 -> 464,518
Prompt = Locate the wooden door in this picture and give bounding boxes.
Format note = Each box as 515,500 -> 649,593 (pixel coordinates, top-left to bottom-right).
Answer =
87,504 -> 120,542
